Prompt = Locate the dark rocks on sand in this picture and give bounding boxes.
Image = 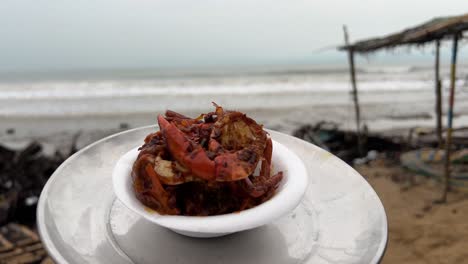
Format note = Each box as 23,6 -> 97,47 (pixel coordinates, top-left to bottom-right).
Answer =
293,121 -> 406,164
0,134 -> 79,227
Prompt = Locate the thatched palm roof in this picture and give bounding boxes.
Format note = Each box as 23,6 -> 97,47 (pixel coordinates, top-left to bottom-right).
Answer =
340,13 -> 468,53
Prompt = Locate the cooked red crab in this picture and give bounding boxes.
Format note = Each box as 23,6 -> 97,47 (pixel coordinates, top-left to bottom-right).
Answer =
131,104 -> 283,216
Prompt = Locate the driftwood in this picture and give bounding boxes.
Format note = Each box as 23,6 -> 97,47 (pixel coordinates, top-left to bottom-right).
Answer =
0,133 -> 80,226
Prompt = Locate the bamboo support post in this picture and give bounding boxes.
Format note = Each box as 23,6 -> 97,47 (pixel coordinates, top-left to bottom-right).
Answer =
441,33 -> 459,202
434,40 -> 443,148
343,25 -> 363,156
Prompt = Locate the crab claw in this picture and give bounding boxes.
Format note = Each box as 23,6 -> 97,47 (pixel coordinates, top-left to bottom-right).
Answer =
158,115 -> 216,181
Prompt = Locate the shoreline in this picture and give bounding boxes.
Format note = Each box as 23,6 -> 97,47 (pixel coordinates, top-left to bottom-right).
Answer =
2,106 -> 468,151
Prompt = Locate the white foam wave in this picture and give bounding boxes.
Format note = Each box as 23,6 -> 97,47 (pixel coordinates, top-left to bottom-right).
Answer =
0,79 -> 439,100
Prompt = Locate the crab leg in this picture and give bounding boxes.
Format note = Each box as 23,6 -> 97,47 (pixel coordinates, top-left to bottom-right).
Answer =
158,115 -> 216,181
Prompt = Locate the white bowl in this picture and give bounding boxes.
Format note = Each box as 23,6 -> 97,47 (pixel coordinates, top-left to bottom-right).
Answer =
112,139 -> 308,238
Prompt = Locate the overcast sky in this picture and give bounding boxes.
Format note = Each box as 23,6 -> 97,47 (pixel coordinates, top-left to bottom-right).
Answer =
1,0 -> 468,72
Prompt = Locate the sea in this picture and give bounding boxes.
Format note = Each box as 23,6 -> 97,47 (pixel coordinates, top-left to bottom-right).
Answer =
1,64 -> 468,140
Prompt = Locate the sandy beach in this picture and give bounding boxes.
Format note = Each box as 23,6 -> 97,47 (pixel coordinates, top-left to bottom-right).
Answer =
357,159 -> 468,264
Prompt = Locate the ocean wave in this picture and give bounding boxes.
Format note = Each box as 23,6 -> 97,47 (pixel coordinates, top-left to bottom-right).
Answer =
1,69 -> 468,117
0,79 -> 441,100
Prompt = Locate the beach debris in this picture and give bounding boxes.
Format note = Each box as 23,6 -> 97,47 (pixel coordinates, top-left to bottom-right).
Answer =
354,150 -> 379,165
119,123 -> 130,130
400,148 -> 468,192
452,149 -> 468,164
408,126 -> 468,149
293,122 -> 405,164
0,133 -> 79,226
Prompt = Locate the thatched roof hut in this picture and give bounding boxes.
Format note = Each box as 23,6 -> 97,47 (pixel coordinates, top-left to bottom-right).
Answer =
339,13 -> 468,201
340,13 -> 468,52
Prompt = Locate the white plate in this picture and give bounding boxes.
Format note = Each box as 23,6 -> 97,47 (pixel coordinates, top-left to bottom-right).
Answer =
112,140 -> 308,237
37,127 -> 387,264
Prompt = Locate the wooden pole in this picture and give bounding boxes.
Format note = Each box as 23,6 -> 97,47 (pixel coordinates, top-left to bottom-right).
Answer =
434,40 -> 443,148
441,33 -> 459,202
343,25 -> 363,156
